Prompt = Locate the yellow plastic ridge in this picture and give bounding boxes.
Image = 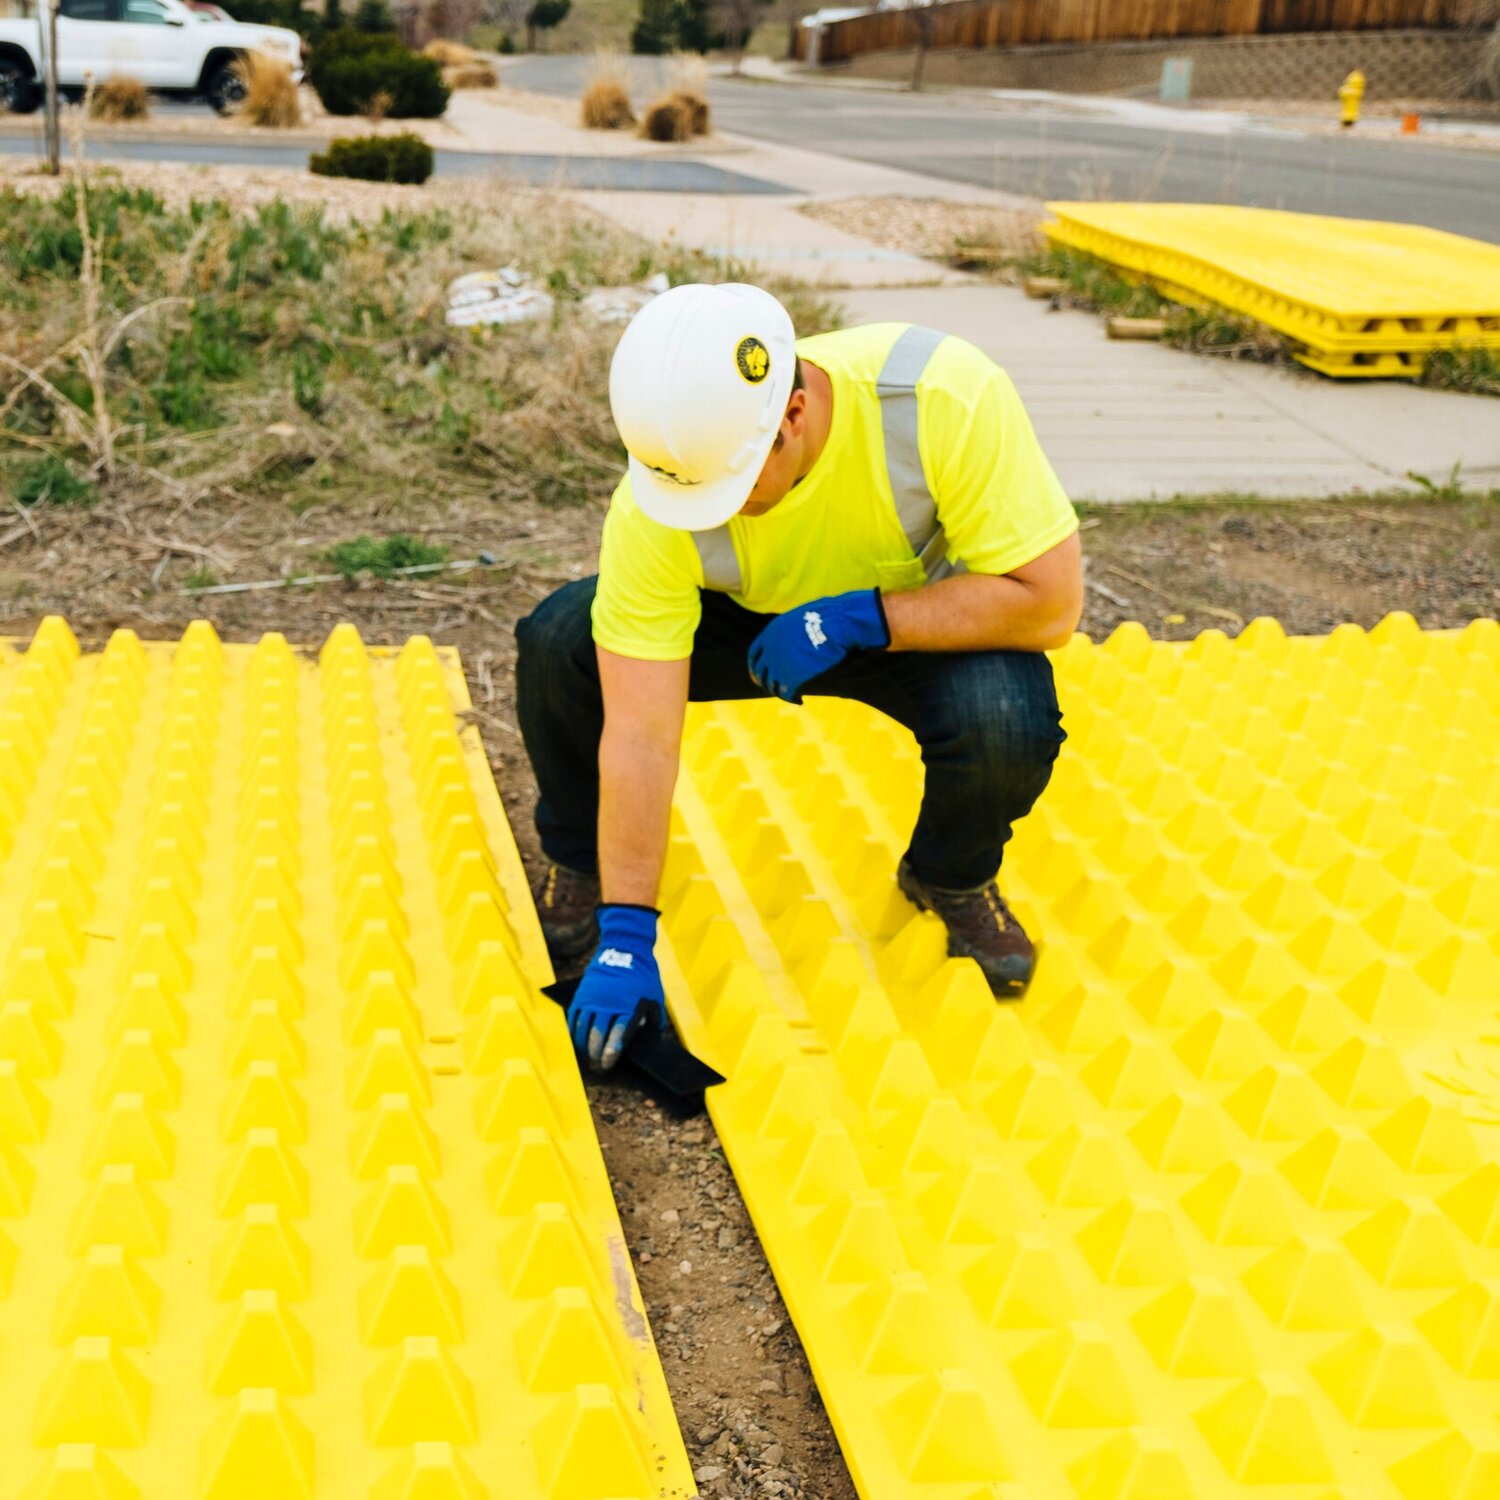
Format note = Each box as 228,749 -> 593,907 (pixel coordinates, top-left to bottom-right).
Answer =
0,619 -> 693,1500
1043,203 -> 1500,375
662,612 -> 1500,1500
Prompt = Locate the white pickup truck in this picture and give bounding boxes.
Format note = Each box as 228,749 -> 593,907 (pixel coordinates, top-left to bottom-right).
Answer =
0,0 -> 303,115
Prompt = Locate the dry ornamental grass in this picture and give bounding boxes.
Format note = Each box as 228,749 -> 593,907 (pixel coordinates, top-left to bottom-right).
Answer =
639,94 -> 693,142
443,62 -> 499,90
421,39 -> 475,66
581,51 -> 635,131
671,88 -> 710,136
581,79 -> 634,129
234,52 -> 303,129
88,76 -> 150,122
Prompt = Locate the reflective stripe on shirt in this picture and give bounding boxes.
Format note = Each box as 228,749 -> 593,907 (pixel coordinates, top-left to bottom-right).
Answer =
690,323 -> 960,594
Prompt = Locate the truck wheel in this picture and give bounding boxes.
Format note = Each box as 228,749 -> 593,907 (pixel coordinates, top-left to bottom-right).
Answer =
204,59 -> 246,115
0,58 -> 39,115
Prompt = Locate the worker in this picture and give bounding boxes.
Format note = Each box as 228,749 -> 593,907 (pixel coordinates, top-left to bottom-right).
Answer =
516,284 -> 1083,1070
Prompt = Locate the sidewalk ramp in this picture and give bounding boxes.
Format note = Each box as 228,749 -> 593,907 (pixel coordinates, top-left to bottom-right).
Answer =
662,614 -> 1500,1499
0,619 -> 693,1500
1045,203 -> 1500,378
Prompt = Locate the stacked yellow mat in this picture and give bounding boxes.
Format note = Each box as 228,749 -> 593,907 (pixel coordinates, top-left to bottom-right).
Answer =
1044,203 -> 1500,378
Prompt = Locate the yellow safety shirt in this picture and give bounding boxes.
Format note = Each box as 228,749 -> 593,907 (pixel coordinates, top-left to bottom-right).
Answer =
592,321 -> 1077,662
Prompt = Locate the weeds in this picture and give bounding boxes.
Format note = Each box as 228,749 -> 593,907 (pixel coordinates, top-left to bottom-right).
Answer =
15,455 -> 95,506
1406,461 -> 1467,503
324,533 -> 448,577
1022,244 -> 1293,364
1020,246 -> 1167,320
0,170 -> 837,520
1420,347 -> 1500,399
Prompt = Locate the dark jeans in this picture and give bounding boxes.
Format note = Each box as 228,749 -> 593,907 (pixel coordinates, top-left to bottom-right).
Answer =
514,577 -> 1066,892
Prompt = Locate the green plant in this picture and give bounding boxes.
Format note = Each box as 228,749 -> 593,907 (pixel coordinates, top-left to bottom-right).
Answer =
1406,461 -> 1466,503
323,533 -> 449,577
1021,245 -> 1166,319
183,565 -> 218,590
308,28 -> 449,118
1420,346 -> 1500,399
15,456 -> 95,507
310,132 -> 435,184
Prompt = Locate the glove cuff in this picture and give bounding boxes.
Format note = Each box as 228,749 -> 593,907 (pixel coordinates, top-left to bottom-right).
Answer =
868,589 -> 892,649
596,903 -> 660,946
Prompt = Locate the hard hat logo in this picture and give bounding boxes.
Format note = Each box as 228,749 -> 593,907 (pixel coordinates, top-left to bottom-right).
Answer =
736,337 -> 771,384
645,462 -> 700,487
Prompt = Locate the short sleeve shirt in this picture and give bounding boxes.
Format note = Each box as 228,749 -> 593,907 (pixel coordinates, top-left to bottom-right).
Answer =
592,323 -> 1077,661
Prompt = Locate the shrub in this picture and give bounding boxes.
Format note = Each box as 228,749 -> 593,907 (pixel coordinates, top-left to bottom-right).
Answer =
581,79 -> 633,128
89,76 -> 151,122
422,38 -> 473,65
309,132 -> 434,183
444,62 -> 498,88
308,28 -> 450,118
639,93 -> 691,141
235,52 -> 303,127
670,87 -> 708,135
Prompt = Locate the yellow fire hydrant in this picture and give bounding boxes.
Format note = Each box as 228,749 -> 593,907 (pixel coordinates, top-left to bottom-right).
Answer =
1339,69 -> 1365,128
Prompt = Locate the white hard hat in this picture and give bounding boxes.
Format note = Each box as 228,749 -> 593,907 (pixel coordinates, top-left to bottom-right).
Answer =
608,283 -> 797,532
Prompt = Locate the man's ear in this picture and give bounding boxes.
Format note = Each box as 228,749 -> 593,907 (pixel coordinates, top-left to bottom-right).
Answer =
782,388 -> 808,437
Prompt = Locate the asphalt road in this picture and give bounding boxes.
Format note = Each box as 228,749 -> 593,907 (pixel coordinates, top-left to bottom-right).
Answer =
510,57 -> 1500,244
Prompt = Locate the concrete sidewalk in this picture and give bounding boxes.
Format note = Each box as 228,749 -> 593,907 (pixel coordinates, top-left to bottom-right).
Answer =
840,286 -> 1500,502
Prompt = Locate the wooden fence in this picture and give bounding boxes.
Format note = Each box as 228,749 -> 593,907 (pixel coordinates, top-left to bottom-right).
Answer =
795,0 -> 1480,64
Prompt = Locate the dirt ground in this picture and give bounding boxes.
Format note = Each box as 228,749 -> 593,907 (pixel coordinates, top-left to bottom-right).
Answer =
2,477 -> 1494,1496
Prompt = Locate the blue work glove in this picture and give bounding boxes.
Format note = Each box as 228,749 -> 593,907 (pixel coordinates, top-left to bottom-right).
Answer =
747,589 -> 890,704
566,905 -> 666,1071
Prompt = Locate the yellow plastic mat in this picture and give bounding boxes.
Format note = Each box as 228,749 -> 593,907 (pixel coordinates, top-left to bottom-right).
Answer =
0,619 -> 692,1500
663,613 -> 1500,1499
1044,203 -> 1500,375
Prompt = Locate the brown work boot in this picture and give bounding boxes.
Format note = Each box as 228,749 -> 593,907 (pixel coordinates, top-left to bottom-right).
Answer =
533,861 -> 600,974
897,859 -> 1035,999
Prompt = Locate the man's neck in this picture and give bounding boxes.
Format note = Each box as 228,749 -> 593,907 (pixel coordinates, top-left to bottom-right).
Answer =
796,361 -> 834,484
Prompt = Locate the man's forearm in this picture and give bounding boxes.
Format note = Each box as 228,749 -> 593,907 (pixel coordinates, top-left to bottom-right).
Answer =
598,726 -> 679,906
882,572 -> 1075,653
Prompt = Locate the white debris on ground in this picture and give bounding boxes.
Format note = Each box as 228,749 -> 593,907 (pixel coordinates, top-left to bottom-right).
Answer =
445,265 -> 556,327
580,271 -> 671,323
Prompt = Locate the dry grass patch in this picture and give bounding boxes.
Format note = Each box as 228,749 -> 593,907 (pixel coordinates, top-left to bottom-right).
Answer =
89,76 -> 150,122
235,52 -> 302,128
443,62 -> 498,89
422,39 -> 475,66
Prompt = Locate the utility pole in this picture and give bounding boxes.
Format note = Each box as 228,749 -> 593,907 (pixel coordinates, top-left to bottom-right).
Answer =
42,0 -> 61,175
